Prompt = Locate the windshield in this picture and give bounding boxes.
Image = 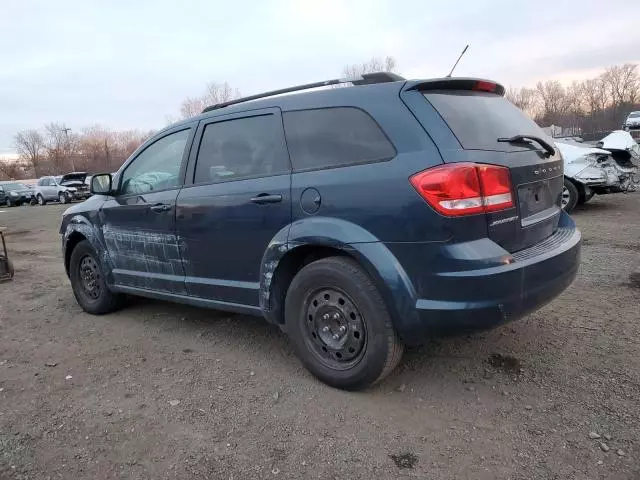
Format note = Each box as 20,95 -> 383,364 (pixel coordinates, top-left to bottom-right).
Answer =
423,91 -> 553,151
1,183 -> 26,190
54,176 -> 63,183
629,112 -> 640,118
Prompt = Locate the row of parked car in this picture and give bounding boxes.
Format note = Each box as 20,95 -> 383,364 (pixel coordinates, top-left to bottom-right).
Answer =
0,172 -> 92,207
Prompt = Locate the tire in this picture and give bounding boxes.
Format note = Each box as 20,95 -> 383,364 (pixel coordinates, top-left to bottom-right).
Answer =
285,257 -> 403,390
59,192 -> 69,204
4,197 -> 13,207
562,178 -> 579,213
69,240 -> 125,315
577,188 -> 595,205
30,197 -> 37,206
37,194 -> 46,206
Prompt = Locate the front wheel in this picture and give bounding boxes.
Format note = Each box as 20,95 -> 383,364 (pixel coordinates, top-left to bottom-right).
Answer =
562,178 -> 579,213
37,194 -> 46,206
59,192 -> 69,204
69,240 -> 125,314
285,257 -> 403,390
4,197 -> 13,207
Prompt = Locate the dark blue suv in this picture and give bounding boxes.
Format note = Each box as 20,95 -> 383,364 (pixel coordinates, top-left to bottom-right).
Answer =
60,73 -> 581,390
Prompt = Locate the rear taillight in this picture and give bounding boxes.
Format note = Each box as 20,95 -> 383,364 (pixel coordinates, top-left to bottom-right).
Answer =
410,163 -> 514,216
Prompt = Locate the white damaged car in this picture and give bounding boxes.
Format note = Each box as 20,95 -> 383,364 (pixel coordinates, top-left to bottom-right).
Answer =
555,130 -> 639,212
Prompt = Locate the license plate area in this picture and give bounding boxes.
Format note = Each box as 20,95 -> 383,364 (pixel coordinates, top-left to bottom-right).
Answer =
517,175 -> 562,227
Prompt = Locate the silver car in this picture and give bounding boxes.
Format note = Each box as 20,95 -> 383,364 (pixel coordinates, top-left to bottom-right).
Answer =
35,176 -> 77,205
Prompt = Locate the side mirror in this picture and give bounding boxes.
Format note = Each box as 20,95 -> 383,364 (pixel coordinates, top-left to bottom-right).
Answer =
90,173 -> 113,195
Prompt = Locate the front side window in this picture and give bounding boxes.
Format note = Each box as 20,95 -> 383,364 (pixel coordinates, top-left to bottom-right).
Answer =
283,107 -> 396,171
120,129 -> 190,195
194,114 -> 290,184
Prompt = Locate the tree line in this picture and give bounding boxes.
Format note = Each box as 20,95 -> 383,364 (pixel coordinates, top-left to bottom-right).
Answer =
506,63 -> 640,135
6,57 -> 635,181
2,124 -> 153,180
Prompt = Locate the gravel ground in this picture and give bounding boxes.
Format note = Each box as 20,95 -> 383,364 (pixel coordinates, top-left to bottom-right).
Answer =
0,194 -> 639,480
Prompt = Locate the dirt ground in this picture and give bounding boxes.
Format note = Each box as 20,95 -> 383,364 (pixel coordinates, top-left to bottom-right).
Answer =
0,194 -> 639,480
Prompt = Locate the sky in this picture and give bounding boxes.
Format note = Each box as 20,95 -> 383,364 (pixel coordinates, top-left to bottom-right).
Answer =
2,0 -> 640,155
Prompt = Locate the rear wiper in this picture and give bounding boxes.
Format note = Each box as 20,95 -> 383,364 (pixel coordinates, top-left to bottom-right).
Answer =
497,135 -> 556,157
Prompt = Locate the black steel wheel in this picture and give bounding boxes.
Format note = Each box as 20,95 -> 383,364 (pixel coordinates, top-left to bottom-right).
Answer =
69,240 -> 125,314
285,256 -> 403,390
303,287 -> 367,370
79,255 -> 102,300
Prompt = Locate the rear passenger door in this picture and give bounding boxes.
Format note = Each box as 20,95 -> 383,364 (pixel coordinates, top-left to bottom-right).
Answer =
176,108 -> 292,307
41,177 -> 55,200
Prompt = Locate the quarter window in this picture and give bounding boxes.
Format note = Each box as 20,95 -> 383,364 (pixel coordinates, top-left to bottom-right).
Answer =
283,107 -> 396,171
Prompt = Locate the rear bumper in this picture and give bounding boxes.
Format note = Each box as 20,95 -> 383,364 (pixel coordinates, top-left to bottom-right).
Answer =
400,214 -> 581,344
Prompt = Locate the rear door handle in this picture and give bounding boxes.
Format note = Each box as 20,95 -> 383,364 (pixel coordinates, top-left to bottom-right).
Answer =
250,193 -> 282,204
150,203 -> 172,212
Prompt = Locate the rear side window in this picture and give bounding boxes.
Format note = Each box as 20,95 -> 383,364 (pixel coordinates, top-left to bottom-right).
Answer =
423,91 -> 552,151
194,114 -> 290,184
283,107 -> 396,171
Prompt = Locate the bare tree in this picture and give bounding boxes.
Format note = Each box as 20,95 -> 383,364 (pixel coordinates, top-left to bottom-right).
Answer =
505,87 -> 538,117
43,122 -> 77,173
179,81 -> 241,119
602,64 -> 639,109
14,129 -> 45,176
535,80 -> 573,126
0,159 -> 28,180
342,56 -> 397,78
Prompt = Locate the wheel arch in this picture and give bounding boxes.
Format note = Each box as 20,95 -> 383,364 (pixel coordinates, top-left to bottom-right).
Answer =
260,218 -> 418,332
62,216 -> 112,283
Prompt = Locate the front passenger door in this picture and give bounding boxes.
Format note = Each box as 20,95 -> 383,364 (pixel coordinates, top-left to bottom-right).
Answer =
100,126 -> 194,293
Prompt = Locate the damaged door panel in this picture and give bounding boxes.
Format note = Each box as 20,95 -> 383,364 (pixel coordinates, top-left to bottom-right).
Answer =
100,127 -> 193,293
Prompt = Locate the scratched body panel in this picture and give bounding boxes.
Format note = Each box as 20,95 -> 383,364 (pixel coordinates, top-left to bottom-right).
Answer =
102,225 -> 186,293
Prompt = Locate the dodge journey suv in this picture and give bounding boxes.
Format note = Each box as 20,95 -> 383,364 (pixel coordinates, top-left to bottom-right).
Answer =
60,73 -> 581,390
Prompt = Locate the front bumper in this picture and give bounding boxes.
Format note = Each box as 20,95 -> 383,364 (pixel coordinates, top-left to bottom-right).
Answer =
69,191 -> 91,200
402,215 -> 581,343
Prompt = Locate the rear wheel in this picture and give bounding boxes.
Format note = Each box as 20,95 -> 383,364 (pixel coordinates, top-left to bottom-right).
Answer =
285,257 -> 403,390
4,197 -> 13,207
69,240 -> 124,314
562,178 -> 579,213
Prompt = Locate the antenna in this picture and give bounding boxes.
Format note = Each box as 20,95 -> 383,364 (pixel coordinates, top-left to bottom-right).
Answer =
446,45 -> 469,78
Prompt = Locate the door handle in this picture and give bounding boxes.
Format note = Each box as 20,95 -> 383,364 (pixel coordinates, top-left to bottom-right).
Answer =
250,193 -> 283,204
150,203 -> 172,212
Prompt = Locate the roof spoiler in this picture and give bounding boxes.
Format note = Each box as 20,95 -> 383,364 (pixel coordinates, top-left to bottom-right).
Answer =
202,72 -> 406,113
404,78 -> 505,96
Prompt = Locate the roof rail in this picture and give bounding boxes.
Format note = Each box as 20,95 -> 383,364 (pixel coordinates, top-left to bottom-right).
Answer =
201,72 -> 405,113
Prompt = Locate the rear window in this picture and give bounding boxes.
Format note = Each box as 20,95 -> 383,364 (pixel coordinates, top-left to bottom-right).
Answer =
283,107 -> 396,171
423,91 -> 551,151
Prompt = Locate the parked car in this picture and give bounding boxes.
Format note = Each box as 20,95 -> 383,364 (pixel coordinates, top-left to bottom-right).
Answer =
60,73 -> 581,390
0,181 -> 35,206
58,172 -> 92,201
624,111 -> 640,129
35,173 -> 88,205
556,130 -> 639,212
